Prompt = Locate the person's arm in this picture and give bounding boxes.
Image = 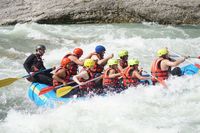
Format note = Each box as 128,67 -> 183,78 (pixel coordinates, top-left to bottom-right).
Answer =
73,71 -> 89,85
69,56 -> 84,66
98,54 -> 114,66
107,69 -> 121,78
53,69 -> 67,85
164,58 -> 186,67
23,54 -> 35,73
82,52 -> 95,60
134,71 -> 150,80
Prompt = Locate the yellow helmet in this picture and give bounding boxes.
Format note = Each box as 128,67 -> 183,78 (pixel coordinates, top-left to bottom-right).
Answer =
84,59 -> 95,68
157,48 -> 168,57
107,59 -> 118,66
128,59 -> 139,66
118,50 -> 128,58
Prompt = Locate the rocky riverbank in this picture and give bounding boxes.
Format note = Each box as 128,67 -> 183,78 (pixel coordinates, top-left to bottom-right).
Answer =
0,0 -> 200,25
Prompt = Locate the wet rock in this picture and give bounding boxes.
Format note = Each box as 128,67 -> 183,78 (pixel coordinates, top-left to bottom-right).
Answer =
0,0 -> 200,25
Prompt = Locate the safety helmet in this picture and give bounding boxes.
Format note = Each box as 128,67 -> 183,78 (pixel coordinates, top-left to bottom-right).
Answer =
73,48 -> 83,57
128,59 -> 139,66
61,58 -> 71,67
84,59 -> 95,68
95,45 -> 106,53
107,59 -> 118,66
157,48 -> 168,57
118,50 -> 128,57
36,45 -> 46,51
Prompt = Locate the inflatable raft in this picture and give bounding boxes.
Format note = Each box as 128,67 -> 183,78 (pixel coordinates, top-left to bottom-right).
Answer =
28,64 -> 199,107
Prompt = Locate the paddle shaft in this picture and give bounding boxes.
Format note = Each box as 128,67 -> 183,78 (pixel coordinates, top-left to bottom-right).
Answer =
170,55 -> 200,59
169,51 -> 194,64
72,76 -> 102,89
53,81 -> 75,90
22,68 -> 53,78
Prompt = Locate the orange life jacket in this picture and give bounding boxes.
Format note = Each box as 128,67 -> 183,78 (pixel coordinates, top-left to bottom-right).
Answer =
151,58 -> 169,82
91,53 -> 104,73
103,68 -> 120,87
122,66 -> 140,87
63,54 -> 79,75
79,68 -> 96,90
119,59 -> 128,69
53,67 -> 71,86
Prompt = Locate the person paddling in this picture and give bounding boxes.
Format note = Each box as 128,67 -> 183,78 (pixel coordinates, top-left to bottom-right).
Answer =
23,45 -> 55,86
90,45 -> 114,76
151,48 -> 188,85
118,50 -> 128,71
62,48 -> 84,76
53,57 -> 79,97
53,58 -> 73,86
103,59 -> 124,93
122,59 -> 150,88
73,59 -> 97,96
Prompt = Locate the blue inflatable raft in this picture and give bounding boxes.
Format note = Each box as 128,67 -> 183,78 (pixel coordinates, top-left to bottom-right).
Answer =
28,64 -> 199,107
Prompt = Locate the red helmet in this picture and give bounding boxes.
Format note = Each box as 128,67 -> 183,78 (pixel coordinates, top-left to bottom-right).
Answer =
61,58 -> 71,67
73,48 -> 83,57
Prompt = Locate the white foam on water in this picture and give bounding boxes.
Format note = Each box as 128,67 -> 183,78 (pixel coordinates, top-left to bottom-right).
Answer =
1,75 -> 200,133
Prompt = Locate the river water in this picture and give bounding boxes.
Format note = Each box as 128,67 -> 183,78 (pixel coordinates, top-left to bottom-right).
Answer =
0,23 -> 200,133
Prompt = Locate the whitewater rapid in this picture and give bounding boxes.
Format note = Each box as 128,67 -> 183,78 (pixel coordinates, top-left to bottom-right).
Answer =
0,23 -> 200,133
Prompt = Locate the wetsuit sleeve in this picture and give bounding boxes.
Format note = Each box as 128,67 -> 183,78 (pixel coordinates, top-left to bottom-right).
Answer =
23,54 -> 36,73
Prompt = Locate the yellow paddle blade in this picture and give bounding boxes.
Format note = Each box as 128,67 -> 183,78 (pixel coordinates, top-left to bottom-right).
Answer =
56,86 -> 73,97
0,78 -> 20,88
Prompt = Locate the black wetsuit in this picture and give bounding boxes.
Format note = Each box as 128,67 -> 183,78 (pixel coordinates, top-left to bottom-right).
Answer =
23,54 -> 53,86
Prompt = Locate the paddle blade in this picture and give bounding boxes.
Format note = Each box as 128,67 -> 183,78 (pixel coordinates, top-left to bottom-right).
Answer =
0,78 -> 20,88
56,86 -> 73,97
39,86 -> 55,95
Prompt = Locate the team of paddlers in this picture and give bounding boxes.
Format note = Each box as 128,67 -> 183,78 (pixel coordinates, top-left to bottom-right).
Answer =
23,45 -> 188,97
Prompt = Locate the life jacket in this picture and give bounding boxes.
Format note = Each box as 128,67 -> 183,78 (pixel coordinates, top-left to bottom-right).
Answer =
63,54 -> 79,75
103,68 -> 120,87
122,66 -> 140,87
31,54 -> 45,72
151,58 -> 170,82
79,68 -> 96,90
119,59 -> 128,69
91,53 -> 104,73
53,67 -> 71,86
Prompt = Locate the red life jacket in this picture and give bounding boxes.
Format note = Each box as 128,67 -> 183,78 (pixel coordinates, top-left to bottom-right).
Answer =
53,67 -> 71,86
151,58 -> 169,82
103,68 -> 120,87
122,66 -> 140,87
63,54 -> 78,75
79,68 -> 96,90
91,53 -> 104,73
119,59 -> 128,69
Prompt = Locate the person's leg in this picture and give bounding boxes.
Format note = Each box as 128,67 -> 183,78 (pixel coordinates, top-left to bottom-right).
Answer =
34,73 -> 53,86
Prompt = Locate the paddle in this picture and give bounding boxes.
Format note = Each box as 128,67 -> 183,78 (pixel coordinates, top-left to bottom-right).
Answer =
0,68 -> 53,88
56,75 -> 102,97
170,55 -> 200,59
169,50 -> 200,69
38,81 -> 75,95
143,70 -> 168,89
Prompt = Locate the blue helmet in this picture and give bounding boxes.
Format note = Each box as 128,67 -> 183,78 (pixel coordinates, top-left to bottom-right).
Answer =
95,45 -> 106,53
